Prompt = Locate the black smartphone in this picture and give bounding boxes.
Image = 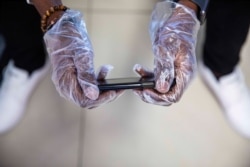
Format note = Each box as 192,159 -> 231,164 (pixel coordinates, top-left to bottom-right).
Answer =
97,77 -> 155,91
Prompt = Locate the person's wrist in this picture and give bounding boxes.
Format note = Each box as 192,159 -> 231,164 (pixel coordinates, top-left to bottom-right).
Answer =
177,0 -> 208,24
178,0 -> 198,13
46,11 -> 64,25
176,0 -> 200,23
45,11 -> 65,32
31,0 -> 63,16
39,4 -> 68,33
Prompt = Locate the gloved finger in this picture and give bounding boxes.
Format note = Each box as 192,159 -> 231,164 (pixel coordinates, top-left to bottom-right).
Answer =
83,90 -> 117,109
133,89 -> 172,106
153,45 -> 175,93
97,64 -> 126,98
96,65 -> 126,98
49,51 -> 91,107
86,88 -> 125,109
161,47 -> 196,103
97,64 -> 114,80
51,10 -> 100,100
133,64 -> 154,78
82,65 -> 125,109
74,52 -> 99,100
69,29 -> 99,100
133,63 -> 172,104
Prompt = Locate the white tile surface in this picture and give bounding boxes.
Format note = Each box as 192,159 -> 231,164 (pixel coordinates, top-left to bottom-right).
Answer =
89,12 -> 153,78
91,0 -> 158,11
0,75 -> 82,167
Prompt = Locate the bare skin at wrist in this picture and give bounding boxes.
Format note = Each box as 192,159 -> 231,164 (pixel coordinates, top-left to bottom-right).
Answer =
31,0 -> 63,16
47,11 -> 65,24
31,0 -> 66,31
178,0 -> 198,13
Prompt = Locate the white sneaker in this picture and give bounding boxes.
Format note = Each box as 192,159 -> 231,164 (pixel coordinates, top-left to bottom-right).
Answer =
0,60 -> 50,134
199,61 -> 250,138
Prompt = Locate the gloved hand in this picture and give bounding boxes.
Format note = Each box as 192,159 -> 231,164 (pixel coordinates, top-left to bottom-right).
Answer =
133,1 -> 200,106
44,9 -> 124,109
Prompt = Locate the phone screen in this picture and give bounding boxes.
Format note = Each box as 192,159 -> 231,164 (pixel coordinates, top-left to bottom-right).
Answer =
97,77 -> 155,91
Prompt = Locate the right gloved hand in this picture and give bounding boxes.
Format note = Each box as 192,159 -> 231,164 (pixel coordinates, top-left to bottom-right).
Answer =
44,9 -> 124,109
133,1 -> 200,106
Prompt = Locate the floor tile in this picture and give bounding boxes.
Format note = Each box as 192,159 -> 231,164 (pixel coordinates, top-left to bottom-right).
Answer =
91,0 -> 158,11
0,74 -> 82,167
88,13 -> 153,78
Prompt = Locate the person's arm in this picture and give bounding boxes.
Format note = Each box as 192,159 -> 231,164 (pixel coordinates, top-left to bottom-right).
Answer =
27,0 -> 124,108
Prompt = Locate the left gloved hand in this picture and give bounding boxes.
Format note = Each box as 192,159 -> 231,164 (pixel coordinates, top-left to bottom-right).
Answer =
44,9 -> 124,109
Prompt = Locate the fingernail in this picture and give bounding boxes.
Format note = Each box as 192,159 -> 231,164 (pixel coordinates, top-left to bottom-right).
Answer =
85,85 -> 99,100
104,64 -> 114,71
156,80 -> 169,93
133,64 -> 141,71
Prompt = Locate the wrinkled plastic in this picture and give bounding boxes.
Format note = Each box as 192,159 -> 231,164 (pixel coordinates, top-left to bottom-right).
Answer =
44,10 -> 124,109
133,1 -> 200,106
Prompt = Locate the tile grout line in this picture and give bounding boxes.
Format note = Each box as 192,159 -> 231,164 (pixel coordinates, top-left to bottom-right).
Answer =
76,1 -> 95,166
77,109 -> 87,167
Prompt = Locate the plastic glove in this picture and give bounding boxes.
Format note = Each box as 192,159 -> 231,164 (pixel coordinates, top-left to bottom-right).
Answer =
44,9 -> 124,109
133,1 -> 200,106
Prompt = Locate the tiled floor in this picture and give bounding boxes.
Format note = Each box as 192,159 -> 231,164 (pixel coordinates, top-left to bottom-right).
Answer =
0,0 -> 250,167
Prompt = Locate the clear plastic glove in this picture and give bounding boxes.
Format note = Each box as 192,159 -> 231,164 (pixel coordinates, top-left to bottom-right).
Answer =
133,1 -> 200,106
44,10 -> 124,109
